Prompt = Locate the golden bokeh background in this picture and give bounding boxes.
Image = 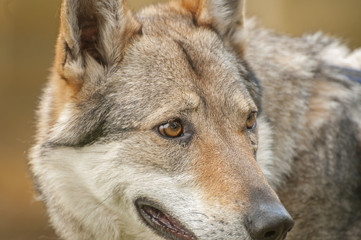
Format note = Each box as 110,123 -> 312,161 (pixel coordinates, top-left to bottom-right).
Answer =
0,0 -> 360,239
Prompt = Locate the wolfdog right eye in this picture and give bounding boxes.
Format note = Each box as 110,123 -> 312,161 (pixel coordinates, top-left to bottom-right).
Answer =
246,112 -> 257,131
158,120 -> 184,138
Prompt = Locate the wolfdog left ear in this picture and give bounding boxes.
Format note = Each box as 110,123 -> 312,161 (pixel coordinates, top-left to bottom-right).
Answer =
183,0 -> 246,55
55,0 -> 141,90
183,0 -> 261,108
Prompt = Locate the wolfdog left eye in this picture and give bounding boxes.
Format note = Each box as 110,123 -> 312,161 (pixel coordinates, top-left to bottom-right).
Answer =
246,112 -> 257,131
158,120 -> 183,138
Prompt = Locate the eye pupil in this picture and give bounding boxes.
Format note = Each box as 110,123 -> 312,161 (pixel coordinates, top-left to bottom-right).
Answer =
170,122 -> 178,129
159,120 -> 183,138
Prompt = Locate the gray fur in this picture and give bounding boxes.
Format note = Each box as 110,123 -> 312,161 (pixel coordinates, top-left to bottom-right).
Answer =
30,0 -> 361,239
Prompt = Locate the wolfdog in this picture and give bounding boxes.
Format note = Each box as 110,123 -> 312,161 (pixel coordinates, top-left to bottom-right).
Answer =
29,0 -> 361,239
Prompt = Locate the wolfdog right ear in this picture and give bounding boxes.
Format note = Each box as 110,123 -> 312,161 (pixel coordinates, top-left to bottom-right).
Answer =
183,0 -> 246,56
55,0 -> 141,91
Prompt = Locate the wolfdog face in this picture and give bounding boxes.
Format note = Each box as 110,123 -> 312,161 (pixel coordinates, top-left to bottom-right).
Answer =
30,0 -> 293,239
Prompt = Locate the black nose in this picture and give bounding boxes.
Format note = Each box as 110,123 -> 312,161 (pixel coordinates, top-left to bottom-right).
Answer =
246,202 -> 294,240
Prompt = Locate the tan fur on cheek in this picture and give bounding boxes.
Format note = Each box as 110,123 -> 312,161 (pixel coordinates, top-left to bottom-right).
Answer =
47,72 -> 78,127
50,35 -> 82,126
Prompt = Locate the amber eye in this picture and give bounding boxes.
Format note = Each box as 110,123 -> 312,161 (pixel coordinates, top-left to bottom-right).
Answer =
246,112 -> 257,131
158,120 -> 183,138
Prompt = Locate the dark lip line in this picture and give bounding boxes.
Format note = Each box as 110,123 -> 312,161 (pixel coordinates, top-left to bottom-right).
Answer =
135,198 -> 198,240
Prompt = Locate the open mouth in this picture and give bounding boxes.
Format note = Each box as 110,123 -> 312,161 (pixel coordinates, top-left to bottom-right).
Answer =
135,199 -> 197,240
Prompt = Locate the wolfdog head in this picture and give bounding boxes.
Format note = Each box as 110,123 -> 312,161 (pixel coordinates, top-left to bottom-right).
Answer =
30,0 -> 294,239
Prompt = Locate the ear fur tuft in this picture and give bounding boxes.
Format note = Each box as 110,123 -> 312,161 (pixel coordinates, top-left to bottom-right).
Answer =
182,0 -> 247,56
55,0 -> 141,90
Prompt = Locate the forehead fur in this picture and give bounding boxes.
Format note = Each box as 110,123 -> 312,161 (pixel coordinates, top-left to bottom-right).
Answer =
102,2 -> 255,124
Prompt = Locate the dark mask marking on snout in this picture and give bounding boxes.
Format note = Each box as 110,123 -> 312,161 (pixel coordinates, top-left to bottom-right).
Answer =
135,198 -> 197,240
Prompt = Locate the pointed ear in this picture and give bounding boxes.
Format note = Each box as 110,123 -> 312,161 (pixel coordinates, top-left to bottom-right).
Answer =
55,0 -> 141,89
183,0 -> 246,55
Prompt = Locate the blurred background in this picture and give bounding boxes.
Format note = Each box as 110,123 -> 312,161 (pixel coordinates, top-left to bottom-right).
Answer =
0,0 -> 360,239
